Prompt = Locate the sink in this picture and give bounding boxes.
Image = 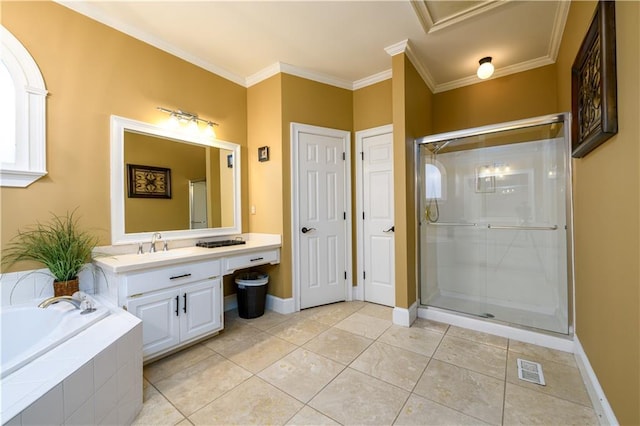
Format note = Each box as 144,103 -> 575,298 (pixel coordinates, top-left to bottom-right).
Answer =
94,246 -> 212,273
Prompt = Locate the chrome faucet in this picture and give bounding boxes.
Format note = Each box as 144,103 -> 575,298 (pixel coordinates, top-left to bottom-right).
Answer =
38,295 -> 82,309
149,232 -> 162,253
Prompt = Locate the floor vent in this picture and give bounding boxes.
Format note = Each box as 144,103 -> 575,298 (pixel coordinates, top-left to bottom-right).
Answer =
517,358 -> 546,386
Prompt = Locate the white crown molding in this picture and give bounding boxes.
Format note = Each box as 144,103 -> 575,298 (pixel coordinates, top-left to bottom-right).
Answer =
385,39 -> 436,93
245,63 -> 282,88
247,62 -> 353,90
412,1 -> 506,35
352,69 -> 392,90
548,0 -> 571,61
433,55 -> 555,93
55,1 -> 246,87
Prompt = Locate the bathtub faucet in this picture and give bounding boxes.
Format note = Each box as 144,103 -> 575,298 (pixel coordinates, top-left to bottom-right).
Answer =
38,295 -> 82,309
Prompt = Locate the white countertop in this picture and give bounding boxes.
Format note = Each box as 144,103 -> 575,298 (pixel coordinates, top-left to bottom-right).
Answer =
93,233 -> 281,274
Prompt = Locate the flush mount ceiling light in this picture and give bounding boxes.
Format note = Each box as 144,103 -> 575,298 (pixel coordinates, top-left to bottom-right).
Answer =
157,106 -> 218,138
477,56 -> 494,80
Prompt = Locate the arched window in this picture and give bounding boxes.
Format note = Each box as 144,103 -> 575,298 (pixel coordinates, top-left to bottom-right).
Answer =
425,161 -> 446,200
1,26 -> 47,187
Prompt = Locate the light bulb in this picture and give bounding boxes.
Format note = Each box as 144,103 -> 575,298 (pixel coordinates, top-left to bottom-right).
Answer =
477,57 -> 494,80
167,113 -> 179,129
205,123 -> 216,139
187,118 -> 199,134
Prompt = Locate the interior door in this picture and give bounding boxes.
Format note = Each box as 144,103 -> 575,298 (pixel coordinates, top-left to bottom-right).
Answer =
190,180 -> 207,229
294,124 -> 349,309
362,130 -> 395,306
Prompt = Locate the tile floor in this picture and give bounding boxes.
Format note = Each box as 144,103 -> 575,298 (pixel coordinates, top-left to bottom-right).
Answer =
133,301 -> 599,425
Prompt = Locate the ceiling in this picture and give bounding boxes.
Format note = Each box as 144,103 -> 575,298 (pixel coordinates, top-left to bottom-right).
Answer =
56,1 -> 569,93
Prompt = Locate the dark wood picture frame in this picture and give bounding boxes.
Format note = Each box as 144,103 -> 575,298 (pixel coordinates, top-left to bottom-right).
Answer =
127,164 -> 171,198
571,0 -> 618,158
258,146 -> 270,162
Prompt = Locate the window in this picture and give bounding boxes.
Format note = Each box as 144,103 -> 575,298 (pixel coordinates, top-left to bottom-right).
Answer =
425,162 -> 447,200
1,25 -> 47,187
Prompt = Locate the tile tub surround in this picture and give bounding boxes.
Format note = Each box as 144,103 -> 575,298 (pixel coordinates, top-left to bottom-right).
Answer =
1,297 -> 142,425
136,302 -> 599,425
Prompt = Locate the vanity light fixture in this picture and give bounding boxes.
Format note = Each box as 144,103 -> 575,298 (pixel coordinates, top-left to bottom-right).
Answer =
157,106 -> 218,138
477,56 -> 494,80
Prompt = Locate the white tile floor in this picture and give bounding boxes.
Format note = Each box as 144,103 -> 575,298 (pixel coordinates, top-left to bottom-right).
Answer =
134,301 -> 598,425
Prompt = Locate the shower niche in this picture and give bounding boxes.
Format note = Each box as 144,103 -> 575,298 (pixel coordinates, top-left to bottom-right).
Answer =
417,114 -> 573,334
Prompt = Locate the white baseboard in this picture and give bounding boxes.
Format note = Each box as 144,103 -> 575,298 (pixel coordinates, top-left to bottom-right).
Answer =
418,306 -> 575,353
265,294 -> 295,314
226,293 -> 295,315
352,284 -> 364,301
574,335 -> 618,426
224,294 -> 237,312
393,300 -> 418,326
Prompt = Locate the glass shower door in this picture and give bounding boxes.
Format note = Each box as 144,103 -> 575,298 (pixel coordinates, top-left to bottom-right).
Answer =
419,117 -> 571,334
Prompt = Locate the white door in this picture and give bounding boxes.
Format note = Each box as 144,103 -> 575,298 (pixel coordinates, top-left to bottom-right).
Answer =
180,279 -> 221,342
127,288 -> 179,358
190,180 -> 207,229
293,123 -> 351,309
360,127 -> 395,306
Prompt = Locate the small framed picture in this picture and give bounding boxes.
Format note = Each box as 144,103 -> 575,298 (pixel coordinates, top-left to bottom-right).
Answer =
227,154 -> 233,168
258,146 -> 270,162
127,164 -> 171,198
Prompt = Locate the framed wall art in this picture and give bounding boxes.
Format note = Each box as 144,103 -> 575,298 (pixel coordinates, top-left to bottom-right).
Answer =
127,164 -> 171,198
258,146 -> 270,162
571,0 -> 618,158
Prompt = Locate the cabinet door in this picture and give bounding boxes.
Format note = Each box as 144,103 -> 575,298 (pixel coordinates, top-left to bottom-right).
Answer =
127,288 -> 180,358
179,279 -> 222,343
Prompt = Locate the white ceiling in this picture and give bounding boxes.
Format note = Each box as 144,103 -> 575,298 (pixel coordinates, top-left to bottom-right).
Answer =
56,1 -> 569,93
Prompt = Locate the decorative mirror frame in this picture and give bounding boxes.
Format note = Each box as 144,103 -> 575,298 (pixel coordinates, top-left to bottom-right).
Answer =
110,115 -> 242,245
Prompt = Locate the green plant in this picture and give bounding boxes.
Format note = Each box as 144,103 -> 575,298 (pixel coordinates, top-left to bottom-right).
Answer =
2,210 -> 98,282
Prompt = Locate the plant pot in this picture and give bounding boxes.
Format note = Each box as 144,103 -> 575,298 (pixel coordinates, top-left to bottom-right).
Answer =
54,278 -> 79,297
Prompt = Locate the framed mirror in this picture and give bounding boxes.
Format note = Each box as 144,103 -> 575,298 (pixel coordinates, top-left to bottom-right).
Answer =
110,115 -> 241,245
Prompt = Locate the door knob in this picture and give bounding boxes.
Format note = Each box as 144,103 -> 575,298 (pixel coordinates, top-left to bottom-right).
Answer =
383,226 -> 395,233
301,227 -> 316,234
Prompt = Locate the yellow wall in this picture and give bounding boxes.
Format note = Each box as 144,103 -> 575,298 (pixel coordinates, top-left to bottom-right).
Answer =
246,74 -> 284,297
433,65 -> 558,134
556,2 -> 640,424
353,79 -> 393,131
391,55 -> 433,309
0,1 -> 248,273
124,132 -> 207,233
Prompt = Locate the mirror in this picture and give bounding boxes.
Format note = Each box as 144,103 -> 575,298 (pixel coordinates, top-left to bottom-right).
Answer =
110,115 -> 241,245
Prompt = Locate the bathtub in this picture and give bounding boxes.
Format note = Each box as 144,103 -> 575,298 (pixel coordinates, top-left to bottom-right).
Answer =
1,299 -> 109,379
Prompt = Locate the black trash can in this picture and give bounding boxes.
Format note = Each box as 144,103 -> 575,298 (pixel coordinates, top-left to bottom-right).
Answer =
235,272 -> 269,319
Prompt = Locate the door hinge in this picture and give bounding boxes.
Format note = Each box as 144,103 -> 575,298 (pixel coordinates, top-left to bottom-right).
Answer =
343,212 -> 346,220
361,151 -> 364,160
362,211 -> 365,220
344,271 -> 347,280
363,271 -> 366,280
342,152 -> 346,161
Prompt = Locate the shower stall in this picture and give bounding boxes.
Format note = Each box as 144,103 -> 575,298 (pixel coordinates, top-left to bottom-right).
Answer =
416,113 -> 573,334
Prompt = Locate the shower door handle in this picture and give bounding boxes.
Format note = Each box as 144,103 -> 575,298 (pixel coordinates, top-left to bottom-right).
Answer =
488,224 -> 558,231
383,226 -> 395,233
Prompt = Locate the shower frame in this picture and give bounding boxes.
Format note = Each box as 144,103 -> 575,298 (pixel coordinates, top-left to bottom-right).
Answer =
414,112 -> 575,335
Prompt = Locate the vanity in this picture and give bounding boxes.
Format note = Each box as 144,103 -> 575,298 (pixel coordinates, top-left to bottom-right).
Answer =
94,235 -> 280,362
98,115 -> 281,362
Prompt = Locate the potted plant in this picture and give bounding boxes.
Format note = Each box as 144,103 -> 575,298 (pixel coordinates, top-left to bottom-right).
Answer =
2,210 -> 99,297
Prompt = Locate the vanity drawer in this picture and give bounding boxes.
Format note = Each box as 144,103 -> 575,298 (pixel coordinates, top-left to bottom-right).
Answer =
224,249 -> 279,273
124,259 -> 221,296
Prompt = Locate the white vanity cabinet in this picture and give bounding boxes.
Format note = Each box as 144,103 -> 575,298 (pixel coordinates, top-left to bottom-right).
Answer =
127,278 -> 221,359
94,235 -> 282,362
103,258 -> 223,360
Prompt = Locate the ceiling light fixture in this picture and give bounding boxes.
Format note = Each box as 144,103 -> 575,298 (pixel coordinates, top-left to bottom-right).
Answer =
157,106 -> 218,139
477,56 -> 494,80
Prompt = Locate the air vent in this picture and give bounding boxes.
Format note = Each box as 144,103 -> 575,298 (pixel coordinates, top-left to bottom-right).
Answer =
517,358 -> 546,386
